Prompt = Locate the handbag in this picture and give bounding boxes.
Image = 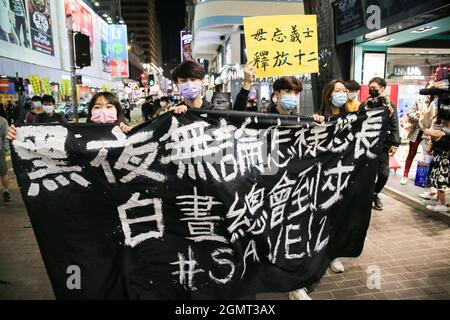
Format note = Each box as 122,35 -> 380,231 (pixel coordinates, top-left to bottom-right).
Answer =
400,114 -> 415,132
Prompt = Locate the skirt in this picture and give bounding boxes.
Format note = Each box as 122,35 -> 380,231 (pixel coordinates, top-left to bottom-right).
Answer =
429,150 -> 449,191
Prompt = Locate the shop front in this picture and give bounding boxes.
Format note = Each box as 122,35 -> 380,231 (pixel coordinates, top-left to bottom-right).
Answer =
332,0 -> 450,212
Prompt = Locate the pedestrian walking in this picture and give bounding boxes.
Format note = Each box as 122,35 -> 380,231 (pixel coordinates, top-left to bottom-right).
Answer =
359,77 -> 401,211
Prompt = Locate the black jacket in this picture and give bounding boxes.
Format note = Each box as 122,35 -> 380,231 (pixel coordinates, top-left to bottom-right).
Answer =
233,88 -> 250,111
359,100 -> 401,149
176,99 -> 213,110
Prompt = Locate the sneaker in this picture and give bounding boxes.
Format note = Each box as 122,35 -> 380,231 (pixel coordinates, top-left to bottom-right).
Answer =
419,192 -> 433,200
422,199 -> 440,206
373,195 -> 383,211
400,177 -> 408,185
288,288 -> 312,300
330,259 -> 345,273
3,191 -> 11,203
426,204 -> 449,212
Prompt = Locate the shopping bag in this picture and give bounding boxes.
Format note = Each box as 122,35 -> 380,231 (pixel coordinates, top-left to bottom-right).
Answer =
414,161 -> 430,188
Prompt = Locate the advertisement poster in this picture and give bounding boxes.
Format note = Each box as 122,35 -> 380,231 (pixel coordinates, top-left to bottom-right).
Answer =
64,0 -> 94,48
27,0 -> 54,55
100,22 -> 111,73
180,30 -> 193,62
0,0 -> 31,48
109,24 -> 129,78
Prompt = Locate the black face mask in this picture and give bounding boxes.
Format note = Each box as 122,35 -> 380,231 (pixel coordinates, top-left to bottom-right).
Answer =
369,88 -> 380,98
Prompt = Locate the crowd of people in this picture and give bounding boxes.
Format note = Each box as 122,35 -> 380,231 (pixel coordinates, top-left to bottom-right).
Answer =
1,60 -> 449,300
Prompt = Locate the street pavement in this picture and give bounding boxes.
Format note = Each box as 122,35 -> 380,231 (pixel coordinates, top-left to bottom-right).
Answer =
1,114 -> 449,300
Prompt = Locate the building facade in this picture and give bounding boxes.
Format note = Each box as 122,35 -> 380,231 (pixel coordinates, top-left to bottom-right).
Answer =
186,0 -> 315,115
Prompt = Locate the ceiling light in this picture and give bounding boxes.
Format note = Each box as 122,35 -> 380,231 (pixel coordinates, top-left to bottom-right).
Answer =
412,26 -> 438,33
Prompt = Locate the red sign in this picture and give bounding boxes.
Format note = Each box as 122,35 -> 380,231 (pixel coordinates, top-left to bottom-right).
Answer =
360,83 -> 399,107
64,0 -> 94,48
111,61 -> 129,78
0,79 -> 9,92
141,73 -> 148,88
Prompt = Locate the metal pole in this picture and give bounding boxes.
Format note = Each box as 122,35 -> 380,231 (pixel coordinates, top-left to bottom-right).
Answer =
67,15 -> 79,123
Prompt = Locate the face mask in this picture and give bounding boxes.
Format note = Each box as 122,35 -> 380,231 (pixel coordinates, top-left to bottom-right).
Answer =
369,88 -> 380,98
160,101 -> 167,107
331,92 -> 348,108
91,108 -> 118,124
272,97 -> 277,104
33,101 -> 42,109
280,95 -> 298,110
43,105 -> 54,114
348,92 -> 358,101
179,81 -> 203,100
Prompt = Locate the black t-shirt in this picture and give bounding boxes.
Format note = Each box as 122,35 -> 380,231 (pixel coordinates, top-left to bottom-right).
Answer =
34,112 -> 68,124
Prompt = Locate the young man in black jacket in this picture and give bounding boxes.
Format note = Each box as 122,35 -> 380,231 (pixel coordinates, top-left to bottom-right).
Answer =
169,61 -> 213,114
359,77 -> 401,211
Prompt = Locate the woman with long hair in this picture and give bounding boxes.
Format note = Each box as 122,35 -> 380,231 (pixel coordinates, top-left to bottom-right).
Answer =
318,80 -> 349,118
86,92 -> 131,133
7,92 -> 132,141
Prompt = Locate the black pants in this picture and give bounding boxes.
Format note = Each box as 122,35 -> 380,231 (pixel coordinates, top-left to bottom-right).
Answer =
375,148 -> 390,194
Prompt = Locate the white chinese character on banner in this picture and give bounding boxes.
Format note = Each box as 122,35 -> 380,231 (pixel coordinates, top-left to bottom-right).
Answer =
13,126 -> 90,196
320,160 -> 355,210
177,187 -> 227,243
87,126 -> 164,183
355,109 -> 384,159
117,193 -> 164,248
161,118 -> 222,181
268,171 -> 296,228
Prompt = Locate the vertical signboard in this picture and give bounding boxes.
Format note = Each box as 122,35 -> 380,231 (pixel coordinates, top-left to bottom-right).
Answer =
180,30 -> 193,62
109,24 -> 129,78
100,22 -> 111,73
64,0 -> 94,51
27,0 -> 55,55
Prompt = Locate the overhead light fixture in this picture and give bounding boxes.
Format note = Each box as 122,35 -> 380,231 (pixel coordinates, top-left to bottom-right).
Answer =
375,38 -> 395,43
412,26 -> 438,33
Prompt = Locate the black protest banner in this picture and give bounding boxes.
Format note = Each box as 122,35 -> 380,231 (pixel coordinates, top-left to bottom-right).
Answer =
11,108 -> 388,299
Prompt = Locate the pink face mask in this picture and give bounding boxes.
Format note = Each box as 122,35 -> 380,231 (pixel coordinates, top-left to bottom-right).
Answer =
91,108 -> 118,124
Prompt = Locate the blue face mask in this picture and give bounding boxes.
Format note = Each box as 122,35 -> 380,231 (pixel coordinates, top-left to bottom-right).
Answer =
272,97 -> 277,104
280,95 -> 298,110
331,92 -> 348,108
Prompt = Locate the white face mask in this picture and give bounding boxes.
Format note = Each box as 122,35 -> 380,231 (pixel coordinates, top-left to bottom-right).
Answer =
160,101 -> 167,107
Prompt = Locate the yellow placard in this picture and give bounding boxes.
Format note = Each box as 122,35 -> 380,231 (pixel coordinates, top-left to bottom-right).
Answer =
61,79 -> 72,97
29,74 -> 41,95
244,15 -> 319,78
41,78 -> 52,95
101,84 -> 111,92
